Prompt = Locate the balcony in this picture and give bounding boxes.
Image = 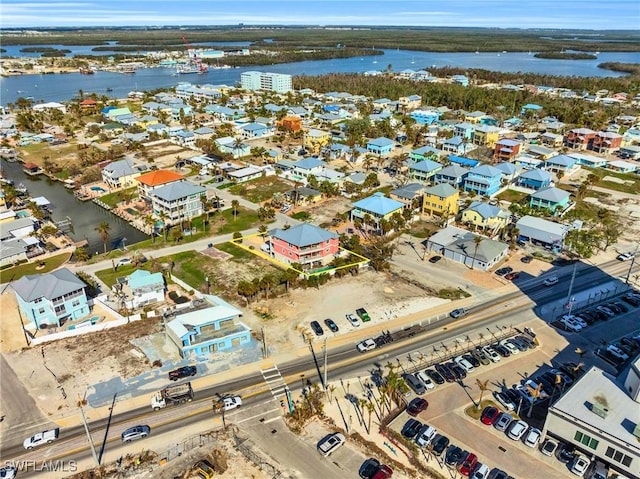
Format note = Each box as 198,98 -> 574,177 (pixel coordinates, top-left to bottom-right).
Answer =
191,321 -> 250,345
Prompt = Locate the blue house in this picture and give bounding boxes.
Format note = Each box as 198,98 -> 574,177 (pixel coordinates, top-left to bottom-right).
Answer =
451,75 -> 469,86
454,123 -> 476,140
366,137 -> 395,155
463,164 -> 503,196
166,295 -> 251,359
410,146 -> 442,162
516,169 -> 552,190
529,187 -> 571,213
520,103 -> 543,116
434,164 -> 469,187
240,122 -> 273,139
449,155 -> 479,168
494,162 -> 520,182
12,268 -> 89,329
544,154 -> 578,173
408,159 -> 443,183
410,110 -> 440,125
442,136 -> 468,155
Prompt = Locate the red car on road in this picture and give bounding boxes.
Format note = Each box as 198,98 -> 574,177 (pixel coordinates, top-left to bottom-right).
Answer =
480,406 -> 501,425
407,398 -> 428,416
458,452 -> 478,476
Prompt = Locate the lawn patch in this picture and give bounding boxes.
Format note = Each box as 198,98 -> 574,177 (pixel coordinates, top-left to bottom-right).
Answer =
497,189 -> 528,203
213,206 -> 265,234
215,242 -> 255,261
98,187 -> 137,208
291,211 -> 311,221
409,220 -> 440,239
0,252 -> 72,282
228,176 -> 292,203
437,288 -> 471,300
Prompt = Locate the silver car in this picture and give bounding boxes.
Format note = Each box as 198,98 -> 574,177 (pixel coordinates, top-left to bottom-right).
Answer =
121,425 -> 151,442
493,412 -> 512,432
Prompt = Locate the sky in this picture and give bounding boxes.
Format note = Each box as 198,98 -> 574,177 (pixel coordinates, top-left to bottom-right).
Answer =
1,0 -> 639,30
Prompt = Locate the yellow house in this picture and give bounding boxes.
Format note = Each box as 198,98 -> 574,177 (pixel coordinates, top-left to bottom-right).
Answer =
464,111 -> 487,124
423,183 -> 459,217
473,125 -> 500,148
461,201 -> 509,233
0,191 -> 6,211
303,129 -> 331,154
135,114 -> 160,129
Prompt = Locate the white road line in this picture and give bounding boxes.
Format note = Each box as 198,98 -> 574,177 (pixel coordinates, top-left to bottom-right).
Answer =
235,408 -> 281,424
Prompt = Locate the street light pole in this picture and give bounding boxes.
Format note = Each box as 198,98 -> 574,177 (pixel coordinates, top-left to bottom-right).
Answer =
79,403 -> 99,466
323,338 -> 328,390
565,262 -> 578,312
624,244 -> 639,285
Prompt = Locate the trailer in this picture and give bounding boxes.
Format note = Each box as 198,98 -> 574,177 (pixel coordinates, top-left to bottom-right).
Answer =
151,382 -> 194,410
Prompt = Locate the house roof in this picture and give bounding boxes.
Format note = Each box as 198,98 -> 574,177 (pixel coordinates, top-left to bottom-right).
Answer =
465,201 -> 507,220
352,193 -> 404,216
103,158 -> 136,179
425,183 -> 458,198
545,155 -> 577,167
428,226 -> 508,263
412,145 -> 443,157
12,268 -> 86,302
128,269 -> 164,290
516,215 -> 569,238
294,158 -> 324,170
469,164 -> 502,178
242,122 -> 268,132
496,139 -> 520,147
346,172 -> 367,185
494,162 -> 518,175
167,295 -> 244,339
409,159 -> 442,173
270,223 -> 338,248
530,186 -> 570,203
449,155 -> 479,167
137,170 -> 185,186
519,168 -> 552,181
367,137 -> 395,148
0,238 -> 28,261
151,181 -> 205,201
437,164 -> 469,178
391,183 -> 425,200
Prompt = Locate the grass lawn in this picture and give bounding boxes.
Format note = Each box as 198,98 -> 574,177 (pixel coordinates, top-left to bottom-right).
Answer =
565,200 -> 602,223
583,166 -> 640,195
497,189 -> 528,203
437,287 -> 472,300
291,211 -> 311,221
408,220 -> 440,239
228,176 -> 292,203
214,206 -> 266,234
17,142 -> 77,166
0,252 -> 72,283
99,187 -> 137,208
214,242 -> 256,261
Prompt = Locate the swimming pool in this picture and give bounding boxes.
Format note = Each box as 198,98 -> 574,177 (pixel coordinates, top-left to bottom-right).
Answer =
16,211 -> 29,218
125,207 -> 137,215
91,186 -> 106,193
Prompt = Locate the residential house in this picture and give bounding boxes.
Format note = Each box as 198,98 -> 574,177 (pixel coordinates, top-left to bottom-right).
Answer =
205,105 -> 245,122
434,164 -> 469,187
441,136 -> 469,155
606,160 -> 638,173
410,109 -> 439,125
516,215 -> 569,248
366,137 -> 395,155
79,98 -> 98,112
520,103 -> 543,116
540,132 -> 564,148
568,152 -> 609,168
227,166 -> 264,183
451,75 -> 469,86
279,116 -> 302,132
516,168 -> 553,190
410,146 -> 442,162
389,183 -> 425,209
494,162 -> 520,183
117,270 -> 165,309
461,201 -> 509,234
215,137 -> 250,158
166,295 -> 251,359
493,139 -> 521,162
0,216 -> 36,242
514,155 -> 543,170
33,102 -> 67,114
425,226 -> 509,271
304,129 -> 331,154
449,155 -> 480,168
351,192 -> 405,230
591,131 -> 622,154
618,145 -> 640,160
529,187 -> 571,214
150,181 -> 206,225
564,128 -> 596,150
463,164 -> 503,196
101,158 -> 140,190
173,130 -> 196,148
239,122 -> 274,139
408,159 -> 443,184
423,183 -> 459,217
267,223 -> 339,269
0,238 -> 29,267
136,170 -> 185,200
464,111 -> 487,124
285,187 -> 322,206
282,157 -> 325,183
193,126 -> 215,140
472,125 -> 500,148
12,268 -> 89,329
544,155 -> 579,175
397,95 -> 422,112
454,122 -> 476,140
526,144 -> 558,161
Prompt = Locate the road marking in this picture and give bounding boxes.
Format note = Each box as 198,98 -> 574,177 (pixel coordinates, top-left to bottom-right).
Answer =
260,365 -> 289,399
235,408 -> 280,424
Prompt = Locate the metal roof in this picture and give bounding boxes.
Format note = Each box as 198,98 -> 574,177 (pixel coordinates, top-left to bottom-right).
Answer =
12,268 -> 86,302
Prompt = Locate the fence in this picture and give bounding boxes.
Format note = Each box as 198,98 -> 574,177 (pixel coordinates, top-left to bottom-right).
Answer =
157,432 -> 220,464
232,430 -> 290,479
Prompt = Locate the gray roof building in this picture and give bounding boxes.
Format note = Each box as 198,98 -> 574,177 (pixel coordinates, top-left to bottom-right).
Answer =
103,158 -> 136,179
515,215 -> 569,245
12,268 -> 86,302
152,181 -> 206,201
530,186 -> 571,203
390,183 -> 425,201
425,226 -> 508,271
269,223 -> 338,248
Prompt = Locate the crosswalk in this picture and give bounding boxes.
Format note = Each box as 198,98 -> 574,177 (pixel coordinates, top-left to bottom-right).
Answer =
260,365 -> 289,398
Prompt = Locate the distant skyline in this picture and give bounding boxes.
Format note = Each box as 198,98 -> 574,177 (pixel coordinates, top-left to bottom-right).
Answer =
1,0 -> 639,30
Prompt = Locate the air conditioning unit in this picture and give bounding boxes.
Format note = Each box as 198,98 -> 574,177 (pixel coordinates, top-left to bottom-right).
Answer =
589,402 -> 609,419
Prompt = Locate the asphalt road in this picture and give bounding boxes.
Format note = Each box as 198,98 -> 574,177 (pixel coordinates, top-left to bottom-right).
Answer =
2,257 -> 638,471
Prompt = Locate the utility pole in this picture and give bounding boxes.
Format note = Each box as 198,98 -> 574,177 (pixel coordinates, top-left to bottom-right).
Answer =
624,244 -> 639,285
79,403 -> 99,466
565,262 -> 578,313
323,338 -> 328,390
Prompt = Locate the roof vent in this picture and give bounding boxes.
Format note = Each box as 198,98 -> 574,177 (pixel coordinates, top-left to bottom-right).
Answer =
589,402 -> 609,419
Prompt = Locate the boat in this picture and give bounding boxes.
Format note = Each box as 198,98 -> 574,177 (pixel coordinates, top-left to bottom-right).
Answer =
176,63 -> 207,75
79,67 -> 94,75
16,183 -> 28,194
23,162 -> 43,176
63,179 -> 77,189
0,177 -> 13,186
106,87 -> 113,92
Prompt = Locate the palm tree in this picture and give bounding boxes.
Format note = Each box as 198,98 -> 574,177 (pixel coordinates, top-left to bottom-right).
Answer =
470,235 -> 483,270
231,199 -> 240,220
95,221 -> 111,254
475,378 -> 490,411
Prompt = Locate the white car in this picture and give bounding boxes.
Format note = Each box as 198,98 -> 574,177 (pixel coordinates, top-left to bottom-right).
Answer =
617,252 -> 635,261
560,317 -> 583,332
523,427 -> 541,447
471,463 -> 490,479
454,355 -> 475,372
540,438 -> 558,456
346,313 -> 360,327
414,424 -> 437,448
117,257 -> 132,266
482,346 -> 501,362
493,391 -> 515,411
415,371 -> 435,390
596,305 -> 615,317
317,432 -> 345,457
606,345 -> 629,361
543,276 -> 559,287
0,466 -> 17,479
507,420 -> 528,440
571,454 -> 591,476
222,396 -> 242,411
357,339 -> 377,353
562,315 -> 587,328
499,339 -> 520,355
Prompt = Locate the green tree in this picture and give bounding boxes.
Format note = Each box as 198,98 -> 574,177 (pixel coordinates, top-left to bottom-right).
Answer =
470,235 -> 483,270
231,199 -> 240,220
94,221 -> 111,254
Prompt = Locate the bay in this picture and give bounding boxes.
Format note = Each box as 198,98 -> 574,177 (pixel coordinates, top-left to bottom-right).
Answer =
2,49 -> 638,105
1,160 -> 148,254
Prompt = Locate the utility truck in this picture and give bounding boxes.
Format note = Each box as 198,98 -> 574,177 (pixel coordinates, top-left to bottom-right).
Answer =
151,382 -> 194,410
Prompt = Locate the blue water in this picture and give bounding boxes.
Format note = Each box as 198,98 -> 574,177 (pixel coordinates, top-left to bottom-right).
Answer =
1,49 -> 638,105
90,186 -> 106,192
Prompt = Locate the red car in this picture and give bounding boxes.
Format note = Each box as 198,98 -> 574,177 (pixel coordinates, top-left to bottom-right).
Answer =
480,406 -> 501,425
505,271 -> 520,281
458,452 -> 478,476
406,397 -> 428,416
371,465 -> 393,479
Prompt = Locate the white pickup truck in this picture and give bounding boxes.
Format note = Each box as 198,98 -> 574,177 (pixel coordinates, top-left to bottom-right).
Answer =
222,396 -> 242,411
23,428 -> 59,449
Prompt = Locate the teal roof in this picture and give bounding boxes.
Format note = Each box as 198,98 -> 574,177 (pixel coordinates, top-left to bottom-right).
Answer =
128,269 -> 164,289
352,192 -> 404,216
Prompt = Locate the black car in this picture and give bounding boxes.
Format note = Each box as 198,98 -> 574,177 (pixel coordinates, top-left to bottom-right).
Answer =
359,458 -> 381,479
168,366 -> 197,381
504,388 -> 521,405
448,362 -> 467,380
588,309 -> 608,321
444,445 -> 466,467
556,443 -> 575,463
606,303 -> 623,314
463,354 -> 480,367
424,368 -> 446,385
488,469 -> 510,479
493,344 -> 511,357
622,294 -> 640,306
310,321 -> 324,336
401,419 -> 423,439
429,255 -> 442,264
521,256 -> 533,263
495,267 -> 513,276
575,312 -> 597,325
324,318 -> 339,333
515,335 -> 536,349
435,363 -> 456,383
431,434 -> 450,456
613,302 -> 628,313
507,337 -> 529,352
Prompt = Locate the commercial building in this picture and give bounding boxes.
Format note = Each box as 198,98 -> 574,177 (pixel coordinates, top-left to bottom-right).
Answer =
240,71 -> 293,93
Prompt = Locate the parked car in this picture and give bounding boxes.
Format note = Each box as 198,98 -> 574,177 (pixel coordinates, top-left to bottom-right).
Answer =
543,276 -> 559,286
595,305 -> 615,318
117,257 -> 132,266
540,438 -> 558,456
435,363 -> 457,382
346,313 -> 360,327
471,464 -> 490,479
429,255 -> 442,263
357,339 -> 377,353
168,366 -> 197,381
523,427 -> 541,447
462,353 -> 480,367
221,395 -> 242,411
606,344 -> 629,361
505,271 -> 520,281
571,455 -> 591,476
458,452 -> 478,476
425,368 -> 446,385
356,307 -> 371,322
499,339 -> 520,355
415,424 -> 437,448
359,458 -> 381,479
431,434 -> 450,456
448,362 -> 467,380
471,348 -> 491,365
407,397 -> 429,416
622,294 -> 640,306
521,256 -> 533,263
0,466 -> 16,479
493,413 -> 512,432
445,445 -> 467,467
492,343 -> 511,358
506,337 -> 528,352
480,406 -> 501,425
487,468 -> 509,479
371,465 -> 393,479
415,371 -> 435,390
317,432 -> 346,457
556,443 -> 576,464
324,318 -> 339,333
493,391 -> 515,411
121,425 -> 151,442
616,252 -> 635,261
507,420 -> 528,440
495,267 -> 513,276
515,335 -> 536,349
403,373 -> 427,395
401,419 -> 423,439
310,321 -> 324,336
450,308 -> 468,318
455,355 -> 475,372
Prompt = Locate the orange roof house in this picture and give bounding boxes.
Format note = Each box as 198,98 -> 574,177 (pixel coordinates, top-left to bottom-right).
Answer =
279,115 -> 302,132
136,170 -> 185,200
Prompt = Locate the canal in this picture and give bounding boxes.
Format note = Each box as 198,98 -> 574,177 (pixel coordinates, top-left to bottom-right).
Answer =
1,159 -> 148,254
